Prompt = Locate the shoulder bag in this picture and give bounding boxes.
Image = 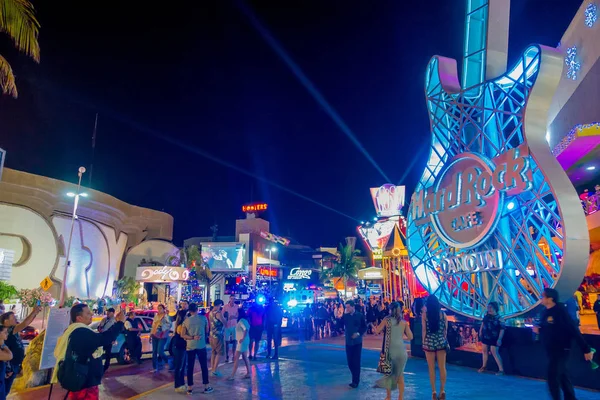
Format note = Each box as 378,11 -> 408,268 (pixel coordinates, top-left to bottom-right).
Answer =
57,336 -> 89,392
376,318 -> 392,375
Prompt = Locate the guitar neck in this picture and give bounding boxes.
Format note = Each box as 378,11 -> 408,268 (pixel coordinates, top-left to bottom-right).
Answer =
462,0 -> 510,96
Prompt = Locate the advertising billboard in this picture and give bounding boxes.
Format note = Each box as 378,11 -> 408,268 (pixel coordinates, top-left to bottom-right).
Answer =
357,220 -> 395,253
201,242 -> 246,272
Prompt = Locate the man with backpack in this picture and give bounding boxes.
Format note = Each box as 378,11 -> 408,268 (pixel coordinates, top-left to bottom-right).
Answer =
53,303 -> 125,400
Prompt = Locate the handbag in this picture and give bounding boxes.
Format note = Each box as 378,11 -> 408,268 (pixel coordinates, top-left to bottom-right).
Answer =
57,336 -> 89,392
376,318 -> 392,375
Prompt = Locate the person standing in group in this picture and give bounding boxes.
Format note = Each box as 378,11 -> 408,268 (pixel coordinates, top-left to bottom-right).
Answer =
534,288 -> 593,400
223,297 -> 239,363
227,308 -> 251,380
1,306 -> 41,396
150,304 -> 171,372
478,302 -> 505,375
172,307 -> 189,393
594,296 -> 600,329
97,308 -> 116,371
422,295 -> 448,400
342,300 -> 367,388
52,304 -> 125,400
265,298 -> 283,359
374,301 -> 413,400
0,326 -> 13,400
181,303 -> 213,394
124,312 -> 142,364
248,301 -> 265,360
209,300 -> 226,376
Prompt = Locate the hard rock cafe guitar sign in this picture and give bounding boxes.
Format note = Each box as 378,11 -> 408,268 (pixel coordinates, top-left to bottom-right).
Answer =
406,0 -> 589,319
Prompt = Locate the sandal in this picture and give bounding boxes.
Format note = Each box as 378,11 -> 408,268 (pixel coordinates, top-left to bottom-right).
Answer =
439,392 -> 446,400
478,367 -> 486,373
432,393 -> 437,400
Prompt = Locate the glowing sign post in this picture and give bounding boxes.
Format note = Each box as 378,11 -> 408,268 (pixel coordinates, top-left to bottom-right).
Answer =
242,203 -> 268,213
370,184 -> 405,217
406,0 -> 589,320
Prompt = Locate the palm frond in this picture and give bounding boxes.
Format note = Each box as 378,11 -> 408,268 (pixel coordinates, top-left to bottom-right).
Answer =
0,0 -> 40,62
0,55 -> 16,97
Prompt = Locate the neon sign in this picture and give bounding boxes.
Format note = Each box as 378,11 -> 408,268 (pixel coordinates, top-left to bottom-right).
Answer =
258,267 -> 278,277
260,231 -> 290,246
410,145 -> 532,249
136,266 -> 190,282
370,184 -> 405,217
242,203 -> 268,213
286,268 -> 313,280
439,249 -> 503,276
283,282 -> 296,292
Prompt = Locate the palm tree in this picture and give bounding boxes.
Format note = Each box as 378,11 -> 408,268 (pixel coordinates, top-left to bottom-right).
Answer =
331,243 -> 362,298
0,0 -> 40,98
181,245 -> 213,306
115,276 -> 142,303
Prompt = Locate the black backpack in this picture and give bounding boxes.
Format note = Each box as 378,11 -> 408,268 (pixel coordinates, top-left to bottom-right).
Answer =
57,336 -> 89,392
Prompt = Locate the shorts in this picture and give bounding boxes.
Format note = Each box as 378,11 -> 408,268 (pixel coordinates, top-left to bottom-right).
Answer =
224,327 -> 236,341
250,326 -> 263,341
209,336 -> 224,356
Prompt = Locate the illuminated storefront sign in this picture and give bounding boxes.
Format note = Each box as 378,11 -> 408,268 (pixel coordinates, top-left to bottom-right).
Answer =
286,268 -> 313,280
242,202 -> 268,213
406,0 -> 589,320
258,267 -> 278,277
358,220 -> 395,252
136,266 -> 190,282
260,231 -> 290,246
358,267 -> 383,280
372,248 -> 383,260
411,145 -> 532,249
370,184 -> 405,217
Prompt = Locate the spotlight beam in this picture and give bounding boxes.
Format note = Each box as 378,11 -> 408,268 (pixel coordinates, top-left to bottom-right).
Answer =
236,0 -> 392,183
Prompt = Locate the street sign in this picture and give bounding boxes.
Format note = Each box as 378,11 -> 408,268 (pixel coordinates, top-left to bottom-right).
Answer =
40,276 -> 53,291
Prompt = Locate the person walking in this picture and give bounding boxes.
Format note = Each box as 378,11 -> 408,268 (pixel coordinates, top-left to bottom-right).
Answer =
374,302 -> 413,400
342,300 -> 367,388
422,295 -> 448,400
97,308 -> 116,371
227,308 -> 251,380
209,300 -> 226,376
265,298 -> 283,359
124,312 -> 142,364
594,296 -> 600,329
150,304 -> 171,372
1,306 -> 41,395
181,303 -> 213,394
478,302 -> 505,375
534,288 -> 593,400
172,308 -> 189,393
248,301 -> 265,360
52,304 -> 125,400
223,297 -> 239,363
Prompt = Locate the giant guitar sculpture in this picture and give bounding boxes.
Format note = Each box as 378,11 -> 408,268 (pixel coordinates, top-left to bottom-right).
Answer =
406,0 -> 589,319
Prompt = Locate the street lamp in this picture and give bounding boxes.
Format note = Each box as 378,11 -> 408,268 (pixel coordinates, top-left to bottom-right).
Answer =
59,167 -> 87,307
268,247 -> 277,292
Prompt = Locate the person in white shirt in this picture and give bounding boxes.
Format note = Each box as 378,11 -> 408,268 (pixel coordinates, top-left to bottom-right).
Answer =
222,297 -> 239,363
227,308 -> 251,380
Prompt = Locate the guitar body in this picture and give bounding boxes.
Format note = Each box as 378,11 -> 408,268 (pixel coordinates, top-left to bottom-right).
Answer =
406,45 -> 589,319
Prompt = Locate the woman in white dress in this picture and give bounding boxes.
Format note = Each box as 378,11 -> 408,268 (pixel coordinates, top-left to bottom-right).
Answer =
374,301 -> 413,400
228,308 -> 251,380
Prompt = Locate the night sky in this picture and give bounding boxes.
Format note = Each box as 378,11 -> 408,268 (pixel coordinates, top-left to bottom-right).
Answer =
0,0 -> 582,247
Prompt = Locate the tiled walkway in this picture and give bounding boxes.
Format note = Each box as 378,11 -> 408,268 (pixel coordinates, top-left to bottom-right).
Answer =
136,341 -> 600,400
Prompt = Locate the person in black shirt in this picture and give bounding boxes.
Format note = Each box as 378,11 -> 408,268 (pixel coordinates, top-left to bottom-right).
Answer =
341,300 -> 367,388
0,306 -> 41,395
534,288 -> 593,400
265,298 -> 283,359
124,312 -> 142,364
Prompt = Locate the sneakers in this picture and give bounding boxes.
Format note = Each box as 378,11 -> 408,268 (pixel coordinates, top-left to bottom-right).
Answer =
204,387 -> 214,394
175,386 -> 187,393
212,371 -> 222,377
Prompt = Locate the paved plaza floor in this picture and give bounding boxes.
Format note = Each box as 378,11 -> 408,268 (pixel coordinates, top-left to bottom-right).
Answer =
135,341 -> 600,400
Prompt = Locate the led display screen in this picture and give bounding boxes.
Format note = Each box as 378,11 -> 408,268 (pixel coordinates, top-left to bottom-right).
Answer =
201,242 -> 246,272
